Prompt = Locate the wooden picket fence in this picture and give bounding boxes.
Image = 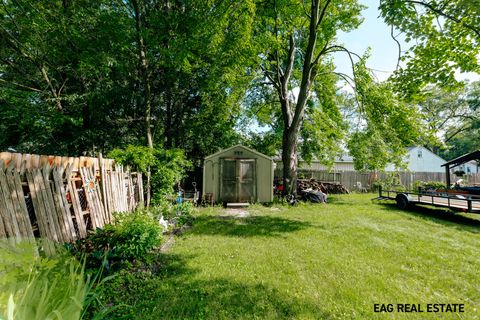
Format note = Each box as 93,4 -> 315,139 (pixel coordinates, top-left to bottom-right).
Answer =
0,152 -> 144,243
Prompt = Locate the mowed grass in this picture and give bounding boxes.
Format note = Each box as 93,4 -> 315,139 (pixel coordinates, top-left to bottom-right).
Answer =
100,194 -> 480,319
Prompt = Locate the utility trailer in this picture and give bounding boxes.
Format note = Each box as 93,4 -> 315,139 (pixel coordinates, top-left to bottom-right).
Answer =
374,187 -> 480,213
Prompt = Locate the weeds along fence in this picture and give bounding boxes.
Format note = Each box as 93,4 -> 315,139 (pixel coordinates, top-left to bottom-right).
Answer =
0,152 -> 144,243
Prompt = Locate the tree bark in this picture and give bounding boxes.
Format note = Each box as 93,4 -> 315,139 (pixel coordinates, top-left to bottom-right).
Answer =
282,126 -> 299,195
266,0 -> 327,195
132,0 -> 153,206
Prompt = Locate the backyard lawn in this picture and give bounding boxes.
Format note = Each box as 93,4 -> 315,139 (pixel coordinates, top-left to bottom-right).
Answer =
97,194 -> 480,319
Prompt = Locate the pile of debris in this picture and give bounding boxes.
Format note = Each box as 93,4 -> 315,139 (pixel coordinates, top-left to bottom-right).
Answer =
297,178 -> 350,194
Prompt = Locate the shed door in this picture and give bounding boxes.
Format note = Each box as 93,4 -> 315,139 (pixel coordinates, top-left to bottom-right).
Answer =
220,158 -> 256,202
238,159 -> 255,202
221,159 -> 237,202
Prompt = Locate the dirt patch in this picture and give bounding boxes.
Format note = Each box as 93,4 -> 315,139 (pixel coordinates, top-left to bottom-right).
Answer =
160,235 -> 175,252
220,208 -> 250,218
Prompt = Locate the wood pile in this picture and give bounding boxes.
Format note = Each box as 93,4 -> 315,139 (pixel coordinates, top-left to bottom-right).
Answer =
297,178 -> 350,194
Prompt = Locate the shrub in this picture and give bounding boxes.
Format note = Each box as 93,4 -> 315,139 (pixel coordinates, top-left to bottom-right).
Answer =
112,212 -> 163,260
68,210 -> 163,273
372,172 -> 404,191
108,145 -> 191,204
413,180 -> 446,191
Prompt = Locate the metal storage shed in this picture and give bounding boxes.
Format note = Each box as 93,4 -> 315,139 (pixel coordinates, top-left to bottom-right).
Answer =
202,145 -> 274,203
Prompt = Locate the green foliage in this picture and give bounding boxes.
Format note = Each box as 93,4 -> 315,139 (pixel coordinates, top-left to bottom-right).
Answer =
372,172 -> 405,191
379,0 -> 480,99
301,69 -> 347,166
0,241 -> 87,320
347,60 -> 423,170
108,145 -> 156,174
245,0 -> 364,171
151,199 -> 195,228
176,202 -> 195,226
413,180 -> 446,191
87,195 -> 480,318
112,212 -> 163,260
0,0 -> 254,160
417,81 -> 480,158
69,210 -> 163,273
108,145 -> 191,202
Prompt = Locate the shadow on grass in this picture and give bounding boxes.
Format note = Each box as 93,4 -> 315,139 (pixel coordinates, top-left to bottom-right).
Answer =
98,253 -> 330,320
326,195 -> 353,205
378,202 -> 480,233
189,215 -> 312,237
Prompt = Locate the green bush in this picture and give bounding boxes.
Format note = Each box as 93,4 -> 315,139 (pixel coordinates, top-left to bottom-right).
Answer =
112,212 -> 163,260
372,172 -> 404,191
413,180 -> 446,191
69,211 -> 163,273
176,202 -> 195,226
108,145 -> 191,204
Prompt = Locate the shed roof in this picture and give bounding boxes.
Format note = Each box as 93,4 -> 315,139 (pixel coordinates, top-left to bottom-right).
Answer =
204,144 -> 273,161
441,150 -> 480,168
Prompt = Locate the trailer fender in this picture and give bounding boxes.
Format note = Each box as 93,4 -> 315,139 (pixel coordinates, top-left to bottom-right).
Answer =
395,193 -> 411,210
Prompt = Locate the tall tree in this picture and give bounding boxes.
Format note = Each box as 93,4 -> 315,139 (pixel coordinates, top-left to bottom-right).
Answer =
254,0 -> 364,194
0,0 -> 254,163
418,81 -> 480,159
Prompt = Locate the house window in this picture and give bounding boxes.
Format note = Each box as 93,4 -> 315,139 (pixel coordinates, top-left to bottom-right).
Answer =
417,150 -> 422,158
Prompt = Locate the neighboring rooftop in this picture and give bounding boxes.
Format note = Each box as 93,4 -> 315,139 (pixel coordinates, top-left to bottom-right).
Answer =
441,150 -> 480,168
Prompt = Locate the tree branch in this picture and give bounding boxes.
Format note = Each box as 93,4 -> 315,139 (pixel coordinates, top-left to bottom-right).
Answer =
281,34 -> 296,95
301,0 -> 311,19
0,78 -> 44,93
390,25 -> 401,71
404,0 -> 480,38
261,65 -> 280,91
316,0 -> 332,27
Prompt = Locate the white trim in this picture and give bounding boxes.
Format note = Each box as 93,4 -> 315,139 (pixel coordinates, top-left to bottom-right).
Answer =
204,144 -> 273,161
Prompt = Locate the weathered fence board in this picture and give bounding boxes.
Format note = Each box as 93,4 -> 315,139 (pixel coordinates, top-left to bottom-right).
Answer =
0,152 -> 144,243
274,169 -> 479,191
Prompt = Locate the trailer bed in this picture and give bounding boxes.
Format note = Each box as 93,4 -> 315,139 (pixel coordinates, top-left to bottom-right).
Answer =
374,189 -> 480,213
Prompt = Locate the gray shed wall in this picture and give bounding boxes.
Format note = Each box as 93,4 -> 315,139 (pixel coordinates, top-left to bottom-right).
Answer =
203,145 -> 274,203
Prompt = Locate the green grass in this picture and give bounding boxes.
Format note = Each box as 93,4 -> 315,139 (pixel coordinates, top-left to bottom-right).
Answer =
96,194 -> 480,319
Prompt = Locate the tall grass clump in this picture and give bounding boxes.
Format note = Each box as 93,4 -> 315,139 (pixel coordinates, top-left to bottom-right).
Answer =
0,240 -> 88,320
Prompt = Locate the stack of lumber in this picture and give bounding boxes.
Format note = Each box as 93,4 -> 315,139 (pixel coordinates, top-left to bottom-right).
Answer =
297,178 -> 350,194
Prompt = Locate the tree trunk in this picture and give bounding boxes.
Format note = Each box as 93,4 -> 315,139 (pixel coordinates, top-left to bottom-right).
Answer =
282,126 -> 299,195
132,0 -> 153,206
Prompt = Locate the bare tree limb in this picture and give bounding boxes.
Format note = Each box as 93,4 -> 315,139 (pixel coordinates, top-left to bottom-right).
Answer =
390,24 -> 401,71
0,78 -> 44,93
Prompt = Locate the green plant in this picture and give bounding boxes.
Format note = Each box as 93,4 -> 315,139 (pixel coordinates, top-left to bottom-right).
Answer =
0,240 -> 87,320
413,180 -> 446,191
112,212 -> 163,260
176,202 -> 195,226
108,146 -> 192,204
372,172 -> 404,191
68,211 -> 163,273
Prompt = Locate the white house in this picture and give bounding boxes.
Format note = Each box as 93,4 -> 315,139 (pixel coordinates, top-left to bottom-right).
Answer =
274,154 -> 355,172
455,160 -> 479,174
275,146 -> 447,173
384,146 -> 446,173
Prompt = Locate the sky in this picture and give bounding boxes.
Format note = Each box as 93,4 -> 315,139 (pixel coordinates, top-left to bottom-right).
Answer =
334,0 -> 480,87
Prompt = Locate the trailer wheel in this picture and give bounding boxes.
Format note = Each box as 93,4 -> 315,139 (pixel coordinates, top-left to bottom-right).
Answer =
395,194 -> 410,210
